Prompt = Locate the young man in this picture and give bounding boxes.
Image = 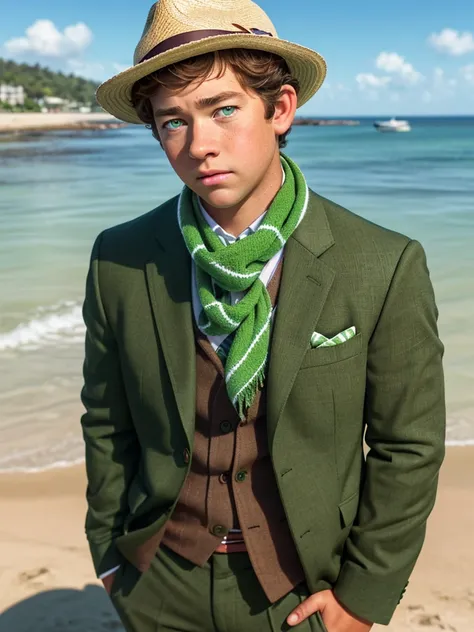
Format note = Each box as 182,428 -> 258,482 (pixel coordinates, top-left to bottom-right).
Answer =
81,1 -> 446,631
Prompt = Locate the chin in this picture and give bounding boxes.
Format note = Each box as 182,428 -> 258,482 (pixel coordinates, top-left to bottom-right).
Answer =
199,188 -> 242,209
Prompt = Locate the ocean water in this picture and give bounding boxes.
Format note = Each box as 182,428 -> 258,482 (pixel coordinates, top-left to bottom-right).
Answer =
0,117 -> 473,471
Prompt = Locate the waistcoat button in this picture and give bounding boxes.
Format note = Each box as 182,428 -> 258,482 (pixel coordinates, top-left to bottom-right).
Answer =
219,420 -> 233,434
235,470 -> 247,483
211,524 -> 228,537
219,472 -> 229,484
183,448 -> 190,464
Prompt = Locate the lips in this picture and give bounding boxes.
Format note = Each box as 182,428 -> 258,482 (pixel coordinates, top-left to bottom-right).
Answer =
198,171 -> 229,179
198,172 -> 232,186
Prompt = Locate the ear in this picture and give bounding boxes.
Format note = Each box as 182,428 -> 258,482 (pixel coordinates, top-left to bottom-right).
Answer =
272,85 -> 298,137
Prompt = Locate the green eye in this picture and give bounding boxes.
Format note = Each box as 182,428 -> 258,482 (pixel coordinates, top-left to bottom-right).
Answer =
165,119 -> 182,129
221,106 -> 236,116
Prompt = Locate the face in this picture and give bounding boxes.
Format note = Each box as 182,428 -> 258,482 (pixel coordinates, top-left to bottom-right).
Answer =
150,64 -> 297,217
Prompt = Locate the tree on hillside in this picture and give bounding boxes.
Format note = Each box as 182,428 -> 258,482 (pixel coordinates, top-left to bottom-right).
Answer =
0,58 -> 99,104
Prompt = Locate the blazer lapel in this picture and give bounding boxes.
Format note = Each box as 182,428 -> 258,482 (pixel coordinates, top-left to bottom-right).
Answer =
145,200 -> 196,447
267,191 -> 336,450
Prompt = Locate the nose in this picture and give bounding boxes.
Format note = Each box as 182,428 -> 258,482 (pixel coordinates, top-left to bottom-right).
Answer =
187,121 -> 219,161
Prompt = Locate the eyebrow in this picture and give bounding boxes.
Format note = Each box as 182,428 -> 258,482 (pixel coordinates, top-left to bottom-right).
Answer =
154,90 -> 245,118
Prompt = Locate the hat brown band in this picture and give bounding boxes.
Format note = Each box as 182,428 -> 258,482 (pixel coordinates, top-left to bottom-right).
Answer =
139,27 -> 274,64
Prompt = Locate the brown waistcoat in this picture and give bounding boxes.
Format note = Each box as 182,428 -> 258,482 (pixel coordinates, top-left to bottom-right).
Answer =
161,258 -> 305,603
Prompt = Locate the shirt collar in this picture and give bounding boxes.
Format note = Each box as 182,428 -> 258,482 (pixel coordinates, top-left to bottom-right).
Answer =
197,164 -> 286,245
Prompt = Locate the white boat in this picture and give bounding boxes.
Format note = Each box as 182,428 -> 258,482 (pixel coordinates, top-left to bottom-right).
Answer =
374,117 -> 411,132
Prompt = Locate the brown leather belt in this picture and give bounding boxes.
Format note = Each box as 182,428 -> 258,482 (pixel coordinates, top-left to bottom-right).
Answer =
215,531 -> 248,553
215,541 -> 248,553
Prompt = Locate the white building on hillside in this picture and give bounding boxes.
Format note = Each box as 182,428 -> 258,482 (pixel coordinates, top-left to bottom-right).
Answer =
38,95 -> 72,112
43,96 -> 67,108
0,84 -> 25,106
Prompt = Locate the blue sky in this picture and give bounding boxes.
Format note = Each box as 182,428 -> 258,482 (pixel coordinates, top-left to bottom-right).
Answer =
1,0 -> 473,116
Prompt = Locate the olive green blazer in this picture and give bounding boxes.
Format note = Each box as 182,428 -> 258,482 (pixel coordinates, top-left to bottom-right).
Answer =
81,189 -> 445,625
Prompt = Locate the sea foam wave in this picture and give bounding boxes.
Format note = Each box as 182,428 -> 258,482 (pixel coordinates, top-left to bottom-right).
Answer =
0,438 -> 85,473
0,302 -> 85,351
1,440 -> 473,474
445,438 -> 474,447
0,457 -> 85,474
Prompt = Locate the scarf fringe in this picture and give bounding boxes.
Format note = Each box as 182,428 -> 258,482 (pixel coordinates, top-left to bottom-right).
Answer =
234,364 -> 266,421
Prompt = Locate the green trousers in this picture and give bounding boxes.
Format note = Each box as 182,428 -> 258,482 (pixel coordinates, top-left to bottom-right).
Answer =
110,544 -> 327,632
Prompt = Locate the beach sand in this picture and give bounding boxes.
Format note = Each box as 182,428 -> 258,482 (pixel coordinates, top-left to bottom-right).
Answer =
0,447 -> 472,632
0,112 -> 124,133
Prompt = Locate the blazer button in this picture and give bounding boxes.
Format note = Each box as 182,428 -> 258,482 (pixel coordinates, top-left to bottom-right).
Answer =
183,448 -> 190,465
235,470 -> 247,483
211,524 -> 228,537
219,420 -> 233,434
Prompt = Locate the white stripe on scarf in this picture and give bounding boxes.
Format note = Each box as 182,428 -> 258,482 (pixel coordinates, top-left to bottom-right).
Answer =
209,260 -> 261,279
232,354 -> 268,406
205,301 -> 240,328
225,312 -> 272,383
258,224 -> 285,246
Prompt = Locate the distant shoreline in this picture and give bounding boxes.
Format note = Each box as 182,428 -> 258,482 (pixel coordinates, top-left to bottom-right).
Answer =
0,112 -> 129,134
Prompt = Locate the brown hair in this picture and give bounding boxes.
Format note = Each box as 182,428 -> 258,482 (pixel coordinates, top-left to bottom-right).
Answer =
131,48 -> 300,149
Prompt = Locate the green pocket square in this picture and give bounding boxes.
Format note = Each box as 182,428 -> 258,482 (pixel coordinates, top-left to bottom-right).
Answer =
310,326 -> 356,348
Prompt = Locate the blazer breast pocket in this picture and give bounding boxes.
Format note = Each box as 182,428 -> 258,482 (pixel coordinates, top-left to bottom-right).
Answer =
300,332 -> 363,370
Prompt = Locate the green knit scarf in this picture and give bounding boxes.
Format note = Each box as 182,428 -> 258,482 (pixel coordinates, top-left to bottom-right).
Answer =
178,152 -> 309,419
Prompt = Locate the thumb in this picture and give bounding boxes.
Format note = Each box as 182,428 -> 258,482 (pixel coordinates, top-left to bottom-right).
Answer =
287,591 -> 327,626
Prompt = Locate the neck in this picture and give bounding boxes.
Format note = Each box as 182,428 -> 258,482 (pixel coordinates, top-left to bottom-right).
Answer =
199,151 -> 283,237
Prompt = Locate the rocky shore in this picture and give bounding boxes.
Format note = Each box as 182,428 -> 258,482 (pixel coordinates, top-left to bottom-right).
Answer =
294,118 -> 360,126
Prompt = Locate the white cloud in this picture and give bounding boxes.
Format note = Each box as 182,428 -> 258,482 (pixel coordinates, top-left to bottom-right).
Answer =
434,67 -> 444,85
321,82 -> 351,100
356,73 -> 392,89
5,19 -> 92,58
365,90 -> 380,102
375,52 -> 423,84
429,28 -> 474,56
428,67 -> 458,100
460,64 -> 474,85
334,82 -> 351,93
113,63 -> 131,73
434,67 -> 458,87
67,59 -> 105,81
422,91 -> 433,104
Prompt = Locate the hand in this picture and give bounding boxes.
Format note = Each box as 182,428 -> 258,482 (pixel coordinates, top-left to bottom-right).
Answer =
101,572 -> 117,596
287,589 -> 373,631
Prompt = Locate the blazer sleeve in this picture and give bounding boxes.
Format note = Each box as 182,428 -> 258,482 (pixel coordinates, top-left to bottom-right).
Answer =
80,231 -> 140,577
333,239 -> 446,625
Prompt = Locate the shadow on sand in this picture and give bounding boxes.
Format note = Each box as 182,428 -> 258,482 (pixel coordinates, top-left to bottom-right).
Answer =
0,584 -> 124,632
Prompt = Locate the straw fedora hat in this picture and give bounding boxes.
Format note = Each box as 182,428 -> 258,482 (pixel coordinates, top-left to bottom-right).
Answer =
96,0 -> 327,124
